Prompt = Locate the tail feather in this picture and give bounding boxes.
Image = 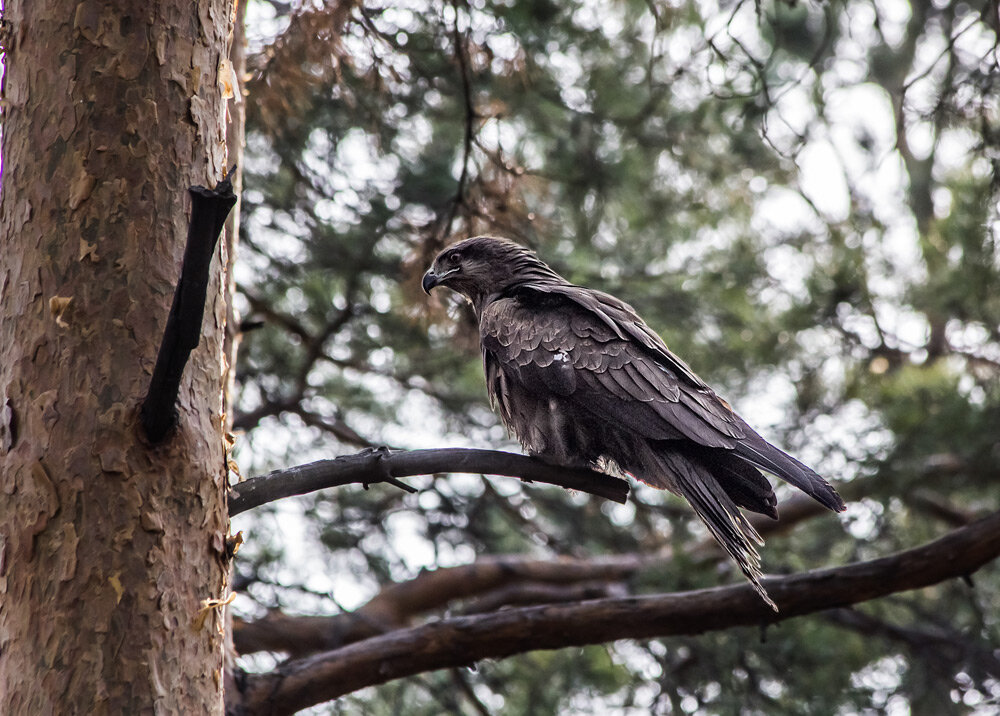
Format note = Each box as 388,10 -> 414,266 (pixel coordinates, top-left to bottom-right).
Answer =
646,449 -> 778,611
731,424 -> 846,513
683,446 -> 778,519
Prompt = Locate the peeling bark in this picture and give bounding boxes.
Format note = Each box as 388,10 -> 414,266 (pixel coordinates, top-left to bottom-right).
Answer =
222,0 -> 246,431
0,0 -> 237,711
221,4 -> 247,708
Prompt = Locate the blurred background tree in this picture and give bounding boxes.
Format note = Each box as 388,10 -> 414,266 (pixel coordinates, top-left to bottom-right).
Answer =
229,0 -> 999,712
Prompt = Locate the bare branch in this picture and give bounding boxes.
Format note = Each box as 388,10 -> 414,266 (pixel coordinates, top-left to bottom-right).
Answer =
238,288 -> 312,343
290,409 -> 375,449
141,172 -> 237,443
460,580 -> 625,614
908,489 -> 979,527
233,486 -> 866,657
228,447 -> 630,516
234,509 -> 1000,714
234,552 -> 649,656
233,474 -> 938,659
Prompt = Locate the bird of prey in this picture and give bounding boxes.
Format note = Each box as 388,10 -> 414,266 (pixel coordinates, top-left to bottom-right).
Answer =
422,236 -> 845,608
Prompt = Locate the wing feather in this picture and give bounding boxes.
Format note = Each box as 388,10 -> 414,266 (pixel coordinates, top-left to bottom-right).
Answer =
481,295 -> 741,449
650,448 -> 777,610
482,286 -> 844,516
630,357 -> 681,401
573,369 -> 685,440
607,363 -> 656,403
521,282 -> 709,389
648,399 -> 737,447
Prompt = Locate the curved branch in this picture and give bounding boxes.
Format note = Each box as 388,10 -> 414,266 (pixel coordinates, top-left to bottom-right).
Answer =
235,510 -> 1000,715
233,489 -> 834,656
234,486 -> 873,657
234,475 -> 932,658
228,448 -> 630,516
234,552 -> 650,656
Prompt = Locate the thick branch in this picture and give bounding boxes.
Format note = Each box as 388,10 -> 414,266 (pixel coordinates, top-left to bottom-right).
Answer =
142,168 -> 238,443
235,468 -> 991,658
234,552 -> 650,655
234,489 -> 820,657
236,510 -> 1000,715
228,448 -> 630,516
234,489 -> 858,657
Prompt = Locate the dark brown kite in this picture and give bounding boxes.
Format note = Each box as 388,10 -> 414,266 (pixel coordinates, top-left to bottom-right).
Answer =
423,236 -> 846,608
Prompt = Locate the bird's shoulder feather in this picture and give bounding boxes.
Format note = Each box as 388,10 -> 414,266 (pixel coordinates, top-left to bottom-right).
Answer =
515,282 -> 711,390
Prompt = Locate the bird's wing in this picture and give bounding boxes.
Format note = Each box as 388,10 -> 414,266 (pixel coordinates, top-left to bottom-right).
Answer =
484,285 -> 845,513
481,290 -> 745,450
519,282 -> 713,390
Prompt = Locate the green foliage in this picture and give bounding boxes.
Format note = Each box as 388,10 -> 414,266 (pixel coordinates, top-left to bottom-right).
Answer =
232,0 -> 1000,712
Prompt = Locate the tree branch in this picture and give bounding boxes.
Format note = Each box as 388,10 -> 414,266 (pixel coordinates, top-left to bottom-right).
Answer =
233,487 -> 864,657
228,447 -> 630,516
232,475 -> 892,658
234,510 -> 1000,714
234,552 -> 649,656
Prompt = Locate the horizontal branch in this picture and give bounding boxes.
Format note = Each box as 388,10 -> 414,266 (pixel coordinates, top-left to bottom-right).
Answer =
236,509 -> 1000,715
234,552 -> 651,656
228,448 -> 630,516
234,489 -> 859,657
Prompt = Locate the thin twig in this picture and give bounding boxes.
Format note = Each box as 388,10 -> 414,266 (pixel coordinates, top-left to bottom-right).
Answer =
437,0 -> 476,244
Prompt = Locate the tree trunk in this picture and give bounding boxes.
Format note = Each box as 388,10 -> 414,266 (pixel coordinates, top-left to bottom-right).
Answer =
0,0 -> 235,711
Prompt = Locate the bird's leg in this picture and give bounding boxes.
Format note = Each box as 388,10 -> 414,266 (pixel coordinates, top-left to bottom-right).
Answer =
527,449 -> 595,472
358,445 -> 391,458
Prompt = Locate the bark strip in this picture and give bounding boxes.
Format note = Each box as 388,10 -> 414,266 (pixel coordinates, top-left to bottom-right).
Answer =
142,170 -> 237,443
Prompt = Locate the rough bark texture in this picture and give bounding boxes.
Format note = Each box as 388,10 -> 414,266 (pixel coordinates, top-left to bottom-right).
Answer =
221,2 -> 247,706
221,0 -> 246,431
0,0 -> 236,712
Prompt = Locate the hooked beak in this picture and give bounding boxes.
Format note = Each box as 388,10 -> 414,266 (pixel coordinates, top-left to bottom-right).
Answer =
421,266 -> 457,294
421,270 -> 440,294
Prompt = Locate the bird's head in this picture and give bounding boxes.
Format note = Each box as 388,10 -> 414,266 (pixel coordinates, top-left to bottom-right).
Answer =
422,236 -> 564,309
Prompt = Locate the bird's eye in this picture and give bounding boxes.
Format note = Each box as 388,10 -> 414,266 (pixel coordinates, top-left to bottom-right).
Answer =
447,251 -> 463,266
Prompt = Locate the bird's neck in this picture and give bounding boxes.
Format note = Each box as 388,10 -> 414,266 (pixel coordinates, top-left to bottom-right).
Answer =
469,290 -> 502,320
